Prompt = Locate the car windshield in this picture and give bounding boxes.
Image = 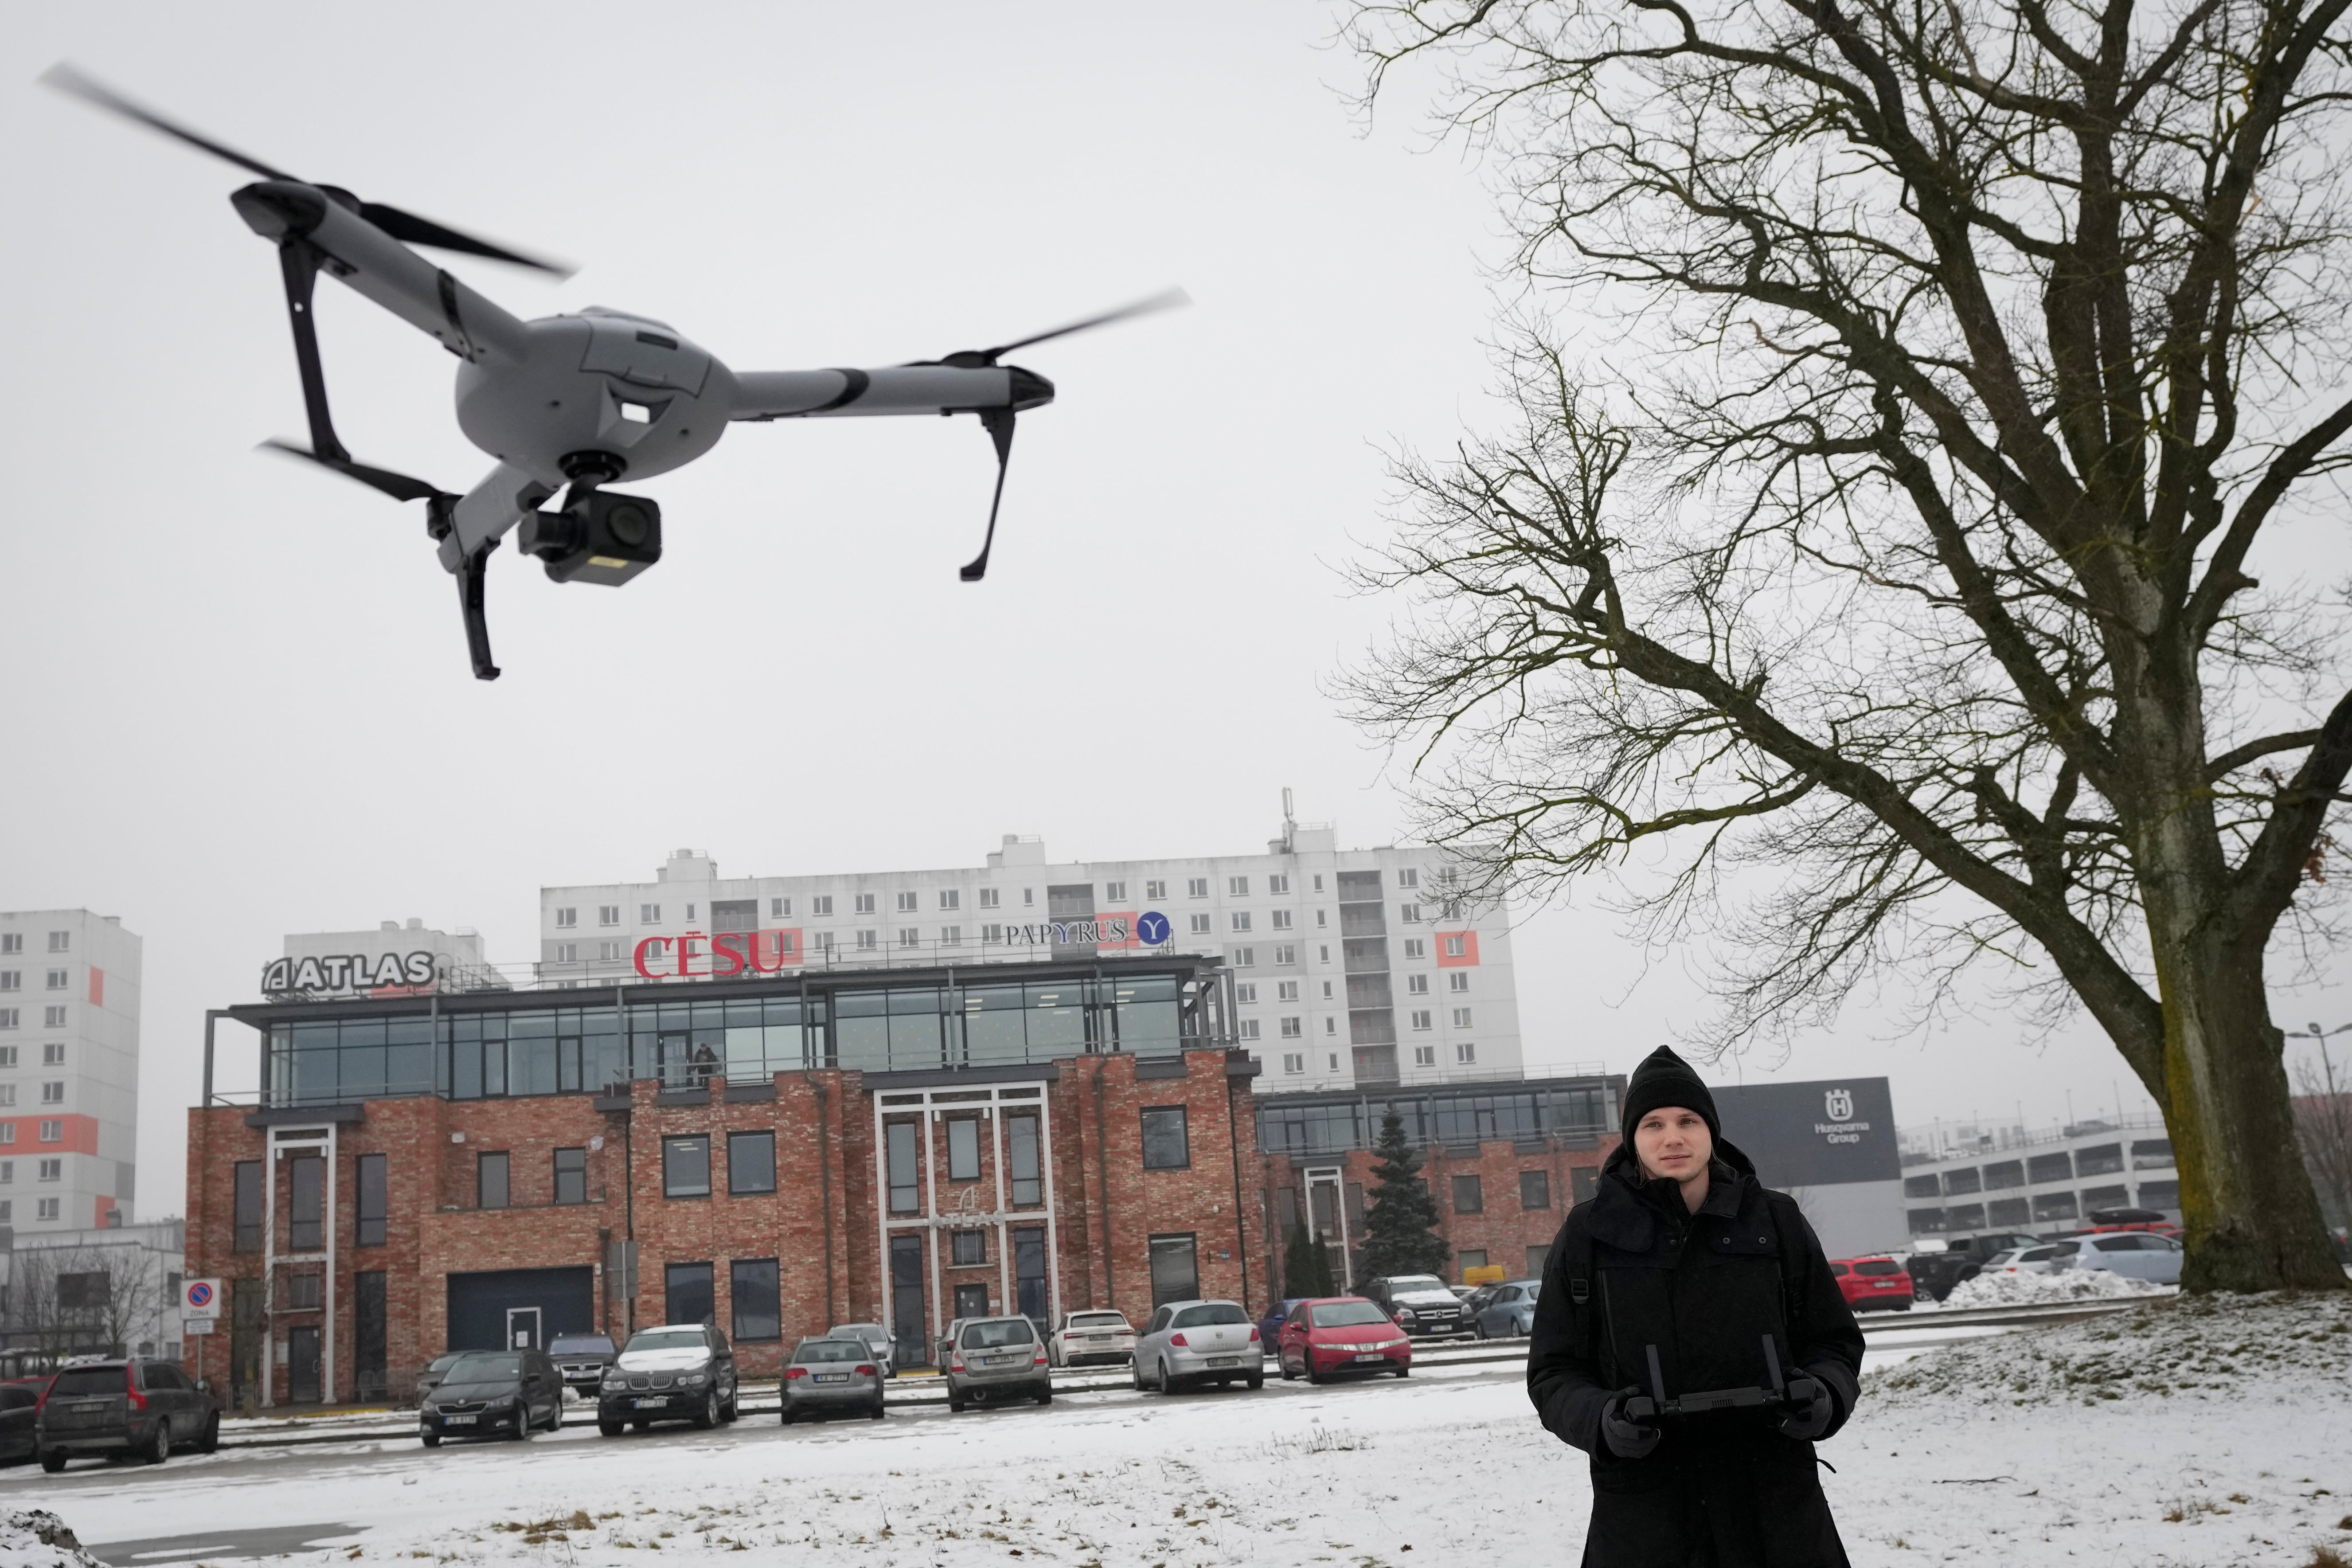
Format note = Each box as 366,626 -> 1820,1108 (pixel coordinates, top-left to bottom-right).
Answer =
794,1340 -> 868,1364
1310,1301 -> 1391,1328
548,1336 -> 615,1355
447,1353 -> 521,1379
962,1319 -> 1036,1349
1172,1303 -> 1249,1328
625,1329 -> 709,1353
1386,1277 -> 1447,1294
49,1367 -> 126,1398
425,1353 -> 466,1372
1068,1313 -> 1128,1329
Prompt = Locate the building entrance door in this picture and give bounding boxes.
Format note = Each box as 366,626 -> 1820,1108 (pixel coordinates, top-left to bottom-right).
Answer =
889,1236 -> 926,1370
506,1307 -> 543,1350
1013,1228 -> 1048,1328
953,1283 -> 989,1320
287,1326 -> 321,1404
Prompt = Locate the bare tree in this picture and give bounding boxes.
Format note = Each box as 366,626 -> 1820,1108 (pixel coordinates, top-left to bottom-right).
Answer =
2294,1042 -> 2352,1227
1341,0 -> 2352,1290
3,1243 -> 167,1360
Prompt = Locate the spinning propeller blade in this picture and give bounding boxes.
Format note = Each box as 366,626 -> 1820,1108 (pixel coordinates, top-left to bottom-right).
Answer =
967,288 -> 1191,364
39,63 -> 293,180
262,439 -> 450,505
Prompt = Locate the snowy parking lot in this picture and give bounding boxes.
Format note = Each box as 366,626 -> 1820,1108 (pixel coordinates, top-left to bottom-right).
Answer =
2,1292 -> 2347,1567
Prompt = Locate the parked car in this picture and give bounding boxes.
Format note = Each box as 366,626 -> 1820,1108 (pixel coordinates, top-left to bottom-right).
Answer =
934,1318 -> 969,1372
1472,1279 -> 1542,1339
1363,1275 -> 1474,1339
2068,1231 -> 2183,1284
827,1322 -> 896,1378
1905,1233 -> 2041,1301
0,1384 -> 41,1465
415,1350 -> 470,1407
1277,1297 -> 1412,1383
36,1359 -> 218,1470
1984,1243 -> 2068,1276
1829,1257 -> 1915,1312
418,1349 -> 565,1447
1132,1299 -> 1264,1393
1048,1309 -> 1136,1368
1257,1298 -> 1301,1351
945,1316 -> 1052,1412
781,1337 -> 887,1423
547,1333 -> 619,1396
596,1324 -> 739,1435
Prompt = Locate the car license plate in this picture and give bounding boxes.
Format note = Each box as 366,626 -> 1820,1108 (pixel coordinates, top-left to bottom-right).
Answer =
816,1372 -> 848,1383
445,1414 -> 477,1426
1355,1353 -> 1386,1362
1207,1356 -> 1240,1368
634,1397 -> 666,1409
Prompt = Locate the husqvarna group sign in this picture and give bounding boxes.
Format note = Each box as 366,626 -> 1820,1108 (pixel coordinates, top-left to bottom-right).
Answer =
1714,1077 -> 1899,1187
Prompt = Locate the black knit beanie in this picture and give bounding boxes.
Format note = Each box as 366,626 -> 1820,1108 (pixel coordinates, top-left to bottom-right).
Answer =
1619,1045 -> 1721,1146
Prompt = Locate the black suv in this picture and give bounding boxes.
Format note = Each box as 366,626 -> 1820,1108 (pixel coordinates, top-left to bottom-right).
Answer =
1363,1275 -> 1474,1339
597,1324 -> 738,1435
418,1348 -> 566,1446
37,1359 -> 217,1470
548,1333 -> 620,1395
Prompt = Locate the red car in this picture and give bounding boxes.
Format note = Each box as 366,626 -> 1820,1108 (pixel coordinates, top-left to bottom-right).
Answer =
1276,1296 -> 1414,1383
1830,1256 -> 1915,1312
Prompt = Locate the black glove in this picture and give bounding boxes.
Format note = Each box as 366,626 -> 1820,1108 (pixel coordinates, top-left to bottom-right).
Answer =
1778,1376 -> 1832,1440
1601,1390 -> 1662,1459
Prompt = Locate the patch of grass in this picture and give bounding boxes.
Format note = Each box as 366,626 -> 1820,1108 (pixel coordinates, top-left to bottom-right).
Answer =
2306,1546 -> 2349,1568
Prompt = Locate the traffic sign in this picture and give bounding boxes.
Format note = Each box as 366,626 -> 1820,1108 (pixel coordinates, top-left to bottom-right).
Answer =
182,1278 -> 222,1320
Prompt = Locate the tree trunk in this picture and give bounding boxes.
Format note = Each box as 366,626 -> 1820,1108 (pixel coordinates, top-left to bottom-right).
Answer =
2152,929 -> 2346,1290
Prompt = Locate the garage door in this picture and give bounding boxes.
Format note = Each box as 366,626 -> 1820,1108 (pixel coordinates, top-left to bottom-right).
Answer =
446,1267 -> 596,1352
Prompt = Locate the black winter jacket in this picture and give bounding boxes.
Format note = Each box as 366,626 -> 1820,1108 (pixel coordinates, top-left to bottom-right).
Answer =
1526,1140 -> 1864,1568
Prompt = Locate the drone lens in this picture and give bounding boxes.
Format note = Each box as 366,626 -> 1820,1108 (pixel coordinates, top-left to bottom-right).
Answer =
607,503 -> 651,547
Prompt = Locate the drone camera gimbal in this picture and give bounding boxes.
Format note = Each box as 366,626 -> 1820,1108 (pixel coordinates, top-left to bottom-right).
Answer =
518,491 -> 664,587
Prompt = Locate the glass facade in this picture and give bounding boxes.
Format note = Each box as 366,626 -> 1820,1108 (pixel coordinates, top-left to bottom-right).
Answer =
258,972 -> 1192,1107
1255,1083 -> 1612,1157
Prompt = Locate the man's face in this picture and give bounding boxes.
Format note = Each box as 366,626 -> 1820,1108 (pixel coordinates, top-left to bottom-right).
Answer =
1635,1107 -> 1713,1182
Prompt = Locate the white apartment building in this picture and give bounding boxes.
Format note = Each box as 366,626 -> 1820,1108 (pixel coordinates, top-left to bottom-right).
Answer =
1896,1115 -> 2181,1236
535,818 -> 1522,1092
0,909 -> 141,1232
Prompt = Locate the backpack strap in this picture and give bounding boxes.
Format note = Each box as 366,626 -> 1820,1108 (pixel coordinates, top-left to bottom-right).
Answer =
1563,1216 -> 1598,1362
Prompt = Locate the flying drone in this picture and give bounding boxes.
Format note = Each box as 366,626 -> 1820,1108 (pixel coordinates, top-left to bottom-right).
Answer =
44,65 -> 1184,680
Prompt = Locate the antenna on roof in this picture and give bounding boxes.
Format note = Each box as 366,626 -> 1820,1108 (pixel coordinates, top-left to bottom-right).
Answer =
1281,787 -> 1296,855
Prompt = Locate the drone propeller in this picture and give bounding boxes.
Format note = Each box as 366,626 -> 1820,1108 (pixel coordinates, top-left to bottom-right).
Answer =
932,288 -> 1188,581
262,441 -> 502,681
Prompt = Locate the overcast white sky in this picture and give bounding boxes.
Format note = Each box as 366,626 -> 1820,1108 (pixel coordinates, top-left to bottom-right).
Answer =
3,3 -> 2346,1218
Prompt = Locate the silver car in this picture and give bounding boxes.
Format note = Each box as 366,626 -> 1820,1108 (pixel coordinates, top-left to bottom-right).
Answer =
781,1337 -> 886,1423
1132,1299 -> 1264,1394
1984,1244 -> 2067,1275
2068,1232 -> 2183,1284
827,1322 -> 896,1378
1472,1279 -> 1542,1338
946,1317 -> 1052,1412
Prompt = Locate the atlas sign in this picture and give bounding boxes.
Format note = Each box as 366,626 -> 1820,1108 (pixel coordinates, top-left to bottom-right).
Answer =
262,950 -> 436,997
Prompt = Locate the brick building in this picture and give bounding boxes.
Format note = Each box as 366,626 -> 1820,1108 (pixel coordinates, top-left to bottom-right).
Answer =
185,954 -> 1272,1407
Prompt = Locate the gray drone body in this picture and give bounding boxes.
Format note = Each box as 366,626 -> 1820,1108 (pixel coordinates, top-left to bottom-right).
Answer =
51,69 -> 1173,679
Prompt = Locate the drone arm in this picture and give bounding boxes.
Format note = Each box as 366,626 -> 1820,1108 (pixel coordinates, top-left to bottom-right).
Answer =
234,181 -> 531,362
730,365 -> 1032,420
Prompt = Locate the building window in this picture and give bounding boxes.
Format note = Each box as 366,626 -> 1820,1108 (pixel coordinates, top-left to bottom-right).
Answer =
1456,1042 -> 1477,1064
1189,914 -> 1212,935
0,1011 -> 13,1030
1230,911 -> 1253,933
37,1157 -> 62,1182
1235,983 -> 1258,1005
1400,904 -> 1422,924
1528,1243 -> 1551,1274
983,924 -> 1005,944
857,930 -> 878,950
1146,880 -> 1167,899
813,931 -> 835,953
977,887 -> 1001,909
1447,974 -> 1470,996
555,942 -> 578,963
0,1122 -> 15,1142
1414,1045 -> 1437,1066
1443,935 -> 1468,958
0,935 -> 15,953
1324,1017 -> 1337,1036
640,903 -> 661,923
0,1201 -> 8,1221
0,972 -> 15,993
942,926 -> 963,946
727,1131 -> 776,1195
951,1229 -> 987,1267
598,941 -> 621,961
1411,1010 -> 1433,1031
1406,974 -> 1429,996
1105,881 -> 1127,902
287,1153 -> 324,1248
767,896 -> 789,919
555,907 -> 577,928
1398,868 -> 1420,888
663,1135 -> 712,1198
947,1118 -> 982,1181
1023,888 -> 1035,906
0,1087 -> 13,1107
1141,1107 -> 1191,1170
1187,878 -> 1209,898
43,1043 -> 66,1066
887,1122 -> 920,1214
1282,1053 -> 1305,1074
1520,1169 -> 1552,1209
1239,1019 -> 1261,1040
46,932 -> 69,953
37,1120 -> 60,1143
1458,1249 -> 1488,1275
43,970 -> 66,991
898,927 -> 921,948
1328,1052 -> 1341,1070
1452,1174 -> 1484,1214
42,1007 -> 65,1028
1404,938 -> 1427,960
1267,909 -> 1291,931
731,1259 -> 780,1341
1232,947 -> 1256,968
477,1151 -> 511,1211
1227,876 -> 1249,896
665,1261 -> 715,1326
234,1161 -> 263,1252
552,1147 -> 588,1205
1278,1017 -> 1302,1039
0,1161 -> 9,1182
358,1153 -> 388,1244
1451,1007 -> 1473,1028
811,895 -> 835,917
284,1271 -> 322,1310
1266,980 -> 1292,1002
1008,1113 -> 1043,1206
1148,1233 -> 1200,1308
36,1198 -> 57,1222
1274,945 -> 1296,966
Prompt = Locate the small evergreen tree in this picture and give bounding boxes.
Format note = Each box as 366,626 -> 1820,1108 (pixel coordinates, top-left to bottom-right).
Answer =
1282,1221 -> 1335,1298
1359,1111 -> 1452,1279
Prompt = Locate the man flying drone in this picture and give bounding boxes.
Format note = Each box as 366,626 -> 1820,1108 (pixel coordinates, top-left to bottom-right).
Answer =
43,64 -> 1184,680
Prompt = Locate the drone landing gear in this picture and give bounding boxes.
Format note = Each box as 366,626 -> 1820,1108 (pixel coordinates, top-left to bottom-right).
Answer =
960,407 -> 1016,583
455,540 -> 499,681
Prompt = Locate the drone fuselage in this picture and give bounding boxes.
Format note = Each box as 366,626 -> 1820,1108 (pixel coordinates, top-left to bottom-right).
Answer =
453,309 -> 732,487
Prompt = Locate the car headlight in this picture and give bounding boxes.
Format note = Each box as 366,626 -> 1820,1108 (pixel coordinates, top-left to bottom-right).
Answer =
682,1372 -> 708,1388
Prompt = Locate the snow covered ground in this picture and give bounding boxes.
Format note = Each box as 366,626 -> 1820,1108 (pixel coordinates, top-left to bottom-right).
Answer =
3,1294 -> 2346,1567
1937,1266 -> 2168,1310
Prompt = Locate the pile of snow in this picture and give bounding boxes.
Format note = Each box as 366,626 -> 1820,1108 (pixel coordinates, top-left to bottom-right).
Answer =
1939,1265 -> 2168,1310
1871,1287 -> 2352,1409
0,1512 -> 104,1568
